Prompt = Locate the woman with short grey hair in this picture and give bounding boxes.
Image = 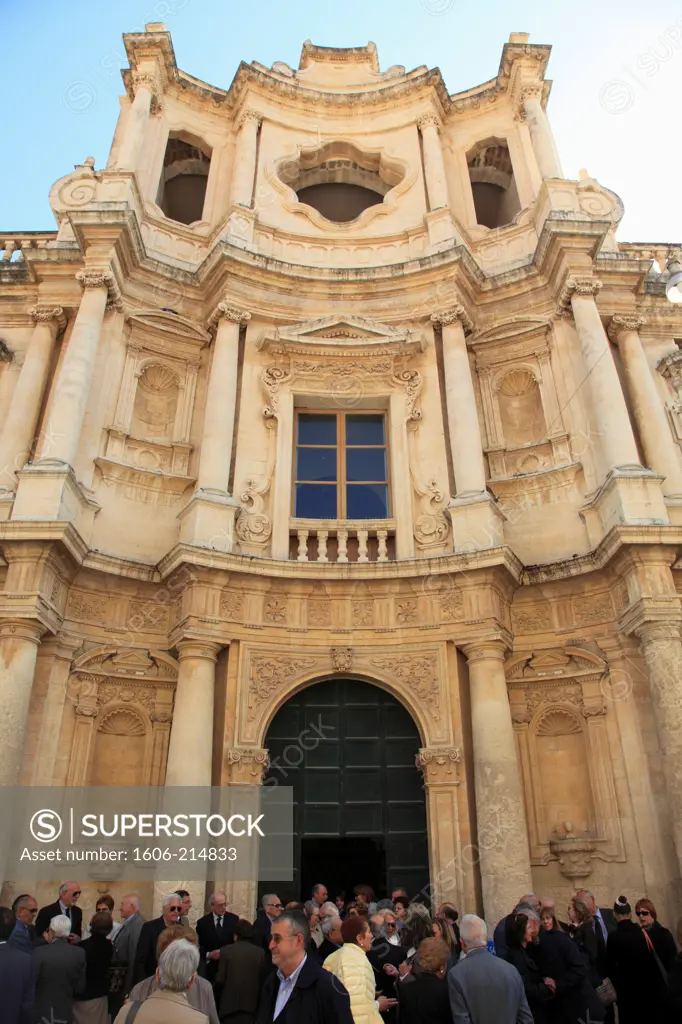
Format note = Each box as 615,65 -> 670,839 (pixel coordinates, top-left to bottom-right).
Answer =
115,936 -> 214,1023
157,938 -> 199,991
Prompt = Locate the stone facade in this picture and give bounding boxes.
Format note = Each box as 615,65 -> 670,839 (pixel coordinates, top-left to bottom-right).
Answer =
1,24 -> 682,928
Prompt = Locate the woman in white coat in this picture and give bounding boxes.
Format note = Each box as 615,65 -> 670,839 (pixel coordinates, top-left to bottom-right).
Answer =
323,916 -> 398,1024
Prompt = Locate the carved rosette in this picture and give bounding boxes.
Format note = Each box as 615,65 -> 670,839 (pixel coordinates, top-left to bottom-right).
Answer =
331,647 -> 353,672
558,277 -> 603,309
30,306 -> 66,331
607,315 -> 646,344
416,746 -> 461,785
431,306 -> 474,334
226,747 -> 270,784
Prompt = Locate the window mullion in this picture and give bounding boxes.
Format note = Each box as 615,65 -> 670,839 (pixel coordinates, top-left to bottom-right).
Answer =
338,412 -> 345,518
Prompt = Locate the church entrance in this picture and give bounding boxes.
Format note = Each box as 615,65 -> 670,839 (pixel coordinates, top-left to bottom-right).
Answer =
260,677 -> 429,905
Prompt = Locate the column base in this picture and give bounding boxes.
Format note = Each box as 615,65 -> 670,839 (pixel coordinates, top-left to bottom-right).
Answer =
178,489 -> 239,552
446,492 -> 506,552
579,467 -> 669,547
10,462 -> 100,544
225,204 -> 257,249
424,208 -> 459,251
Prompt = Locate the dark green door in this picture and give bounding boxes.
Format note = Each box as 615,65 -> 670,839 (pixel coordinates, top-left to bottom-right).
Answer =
260,678 -> 428,903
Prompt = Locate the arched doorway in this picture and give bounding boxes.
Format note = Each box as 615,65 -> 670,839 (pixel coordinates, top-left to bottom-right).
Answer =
260,677 -> 429,904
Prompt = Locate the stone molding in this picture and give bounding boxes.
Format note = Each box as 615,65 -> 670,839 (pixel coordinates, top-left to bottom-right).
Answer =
176,639 -> 222,662
0,619 -> 45,644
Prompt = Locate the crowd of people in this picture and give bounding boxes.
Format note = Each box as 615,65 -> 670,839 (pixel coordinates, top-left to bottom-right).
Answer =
1,879 -> 682,1023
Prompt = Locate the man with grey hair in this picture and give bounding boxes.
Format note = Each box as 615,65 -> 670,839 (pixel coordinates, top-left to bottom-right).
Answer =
448,914 -> 533,1024
8,893 -> 39,953
318,900 -> 339,921
110,893 -> 146,1012
196,890 -> 237,983
253,893 -> 282,967
33,914 -> 87,1024
318,913 -> 342,960
132,892 -> 183,985
115,939 -> 205,1023
35,880 -> 83,939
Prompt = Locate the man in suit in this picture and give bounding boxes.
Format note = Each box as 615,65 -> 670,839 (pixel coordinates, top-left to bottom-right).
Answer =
311,883 -> 328,908
8,893 -> 39,954
196,890 -> 238,984
35,880 -> 83,940
256,911 -> 353,1024
110,892 -> 145,1012
0,905 -> 34,1024
33,914 -> 86,1024
216,918 -> 266,1022
132,892 -> 182,984
575,887 -> 617,1023
317,914 -> 342,961
449,914 -> 533,1024
253,893 -> 283,969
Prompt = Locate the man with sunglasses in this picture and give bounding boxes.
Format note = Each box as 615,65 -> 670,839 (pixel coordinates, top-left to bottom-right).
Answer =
132,892 -> 182,985
254,893 -> 283,970
8,894 -> 40,954
35,881 -> 83,941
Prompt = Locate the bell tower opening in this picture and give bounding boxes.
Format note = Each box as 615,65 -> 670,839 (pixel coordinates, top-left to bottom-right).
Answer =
260,677 -> 428,904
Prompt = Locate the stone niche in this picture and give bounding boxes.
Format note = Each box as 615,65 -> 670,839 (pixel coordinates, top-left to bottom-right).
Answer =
95,309 -> 208,507
64,647 -> 177,787
506,646 -> 625,881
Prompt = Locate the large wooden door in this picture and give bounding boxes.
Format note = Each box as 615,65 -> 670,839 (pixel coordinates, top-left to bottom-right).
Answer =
261,678 -> 428,902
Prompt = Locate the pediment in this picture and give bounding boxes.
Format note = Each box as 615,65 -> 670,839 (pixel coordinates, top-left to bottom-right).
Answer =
72,646 -> 179,681
506,646 -> 606,681
471,316 -> 551,346
257,314 -> 424,355
126,309 -> 210,346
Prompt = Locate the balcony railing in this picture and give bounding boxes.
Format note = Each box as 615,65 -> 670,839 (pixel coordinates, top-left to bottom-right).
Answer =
0,233 -> 57,262
290,518 -> 397,563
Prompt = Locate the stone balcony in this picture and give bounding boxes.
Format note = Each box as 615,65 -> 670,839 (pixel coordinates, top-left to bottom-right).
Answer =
289,517 -> 397,562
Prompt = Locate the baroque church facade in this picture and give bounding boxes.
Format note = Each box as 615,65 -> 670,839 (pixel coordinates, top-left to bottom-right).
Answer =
1,22 -> 682,927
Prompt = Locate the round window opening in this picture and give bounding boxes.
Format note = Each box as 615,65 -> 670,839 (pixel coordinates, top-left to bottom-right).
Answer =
278,142 -> 405,225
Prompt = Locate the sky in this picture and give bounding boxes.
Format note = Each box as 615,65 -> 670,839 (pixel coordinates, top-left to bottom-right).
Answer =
2,0 -> 682,242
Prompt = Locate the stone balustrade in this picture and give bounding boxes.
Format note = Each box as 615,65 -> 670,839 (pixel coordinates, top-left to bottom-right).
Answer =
290,518 -> 397,563
0,233 -> 56,261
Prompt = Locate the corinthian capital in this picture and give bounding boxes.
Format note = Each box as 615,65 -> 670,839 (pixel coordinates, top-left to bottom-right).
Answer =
131,70 -> 161,95
431,304 -> 474,333
417,113 -> 441,133
207,302 -> 252,329
558,276 -> 602,308
76,269 -> 114,291
30,306 -> 66,330
607,314 -> 647,343
238,109 -> 263,130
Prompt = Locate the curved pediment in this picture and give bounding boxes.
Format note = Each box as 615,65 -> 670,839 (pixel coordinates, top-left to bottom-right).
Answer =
126,309 -> 210,345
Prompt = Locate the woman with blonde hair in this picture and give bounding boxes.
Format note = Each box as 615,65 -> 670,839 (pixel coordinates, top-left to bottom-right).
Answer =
432,917 -> 459,959
323,915 -> 397,1023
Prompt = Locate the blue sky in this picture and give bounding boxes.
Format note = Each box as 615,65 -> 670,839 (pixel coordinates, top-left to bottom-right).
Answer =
2,0 -> 681,241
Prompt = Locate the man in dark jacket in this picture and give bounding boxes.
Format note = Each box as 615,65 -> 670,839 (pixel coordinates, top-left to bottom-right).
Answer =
8,894 -> 40,954
132,892 -> 182,984
0,905 -> 34,1024
35,881 -> 83,940
317,914 -> 342,962
253,893 -> 283,969
33,914 -> 86,1024
493,894 -> 540,959
196,890 -> 238,983
216,919 -> 266,1021
256,910 -> 353,1024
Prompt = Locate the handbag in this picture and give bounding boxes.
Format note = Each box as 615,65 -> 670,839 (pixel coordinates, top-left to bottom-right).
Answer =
107,964 -> 127,994
642,928 -> 669,987
595,977 -> 617,1005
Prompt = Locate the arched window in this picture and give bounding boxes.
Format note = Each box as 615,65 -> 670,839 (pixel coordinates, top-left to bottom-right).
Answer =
157,133 -> 211,225
467,138 -> 521,229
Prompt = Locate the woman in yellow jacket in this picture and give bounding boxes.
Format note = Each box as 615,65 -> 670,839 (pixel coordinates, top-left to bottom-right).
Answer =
322,916 -> 398,1024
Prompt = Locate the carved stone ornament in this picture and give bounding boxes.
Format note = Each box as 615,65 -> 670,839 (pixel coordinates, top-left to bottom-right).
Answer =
331,647 -> 353,672
431,305 -> 474,334
415,746 -> 461,785
549,831 -> 597,881
607,315 -> 646,343
207,303 -> 251,330
236,478 -> 272,546
413,479 -> 450,551
558,277 -> 603,308
76,269 -> 123,311
227,747 -> 270,784
30,306 -> 66,330
237,110 -> 263,130
417,113 -> 441,132
247,655 -> 317,721
370,653 -> 440,720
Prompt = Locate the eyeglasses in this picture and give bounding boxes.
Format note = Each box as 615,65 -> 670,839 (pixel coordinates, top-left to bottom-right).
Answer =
28,908 -> 38,915
169,905 -> 182,912
72,892 -> 81,898
386,922 -> 396,928
269,903 -> 283,909
636,911 -> 651,917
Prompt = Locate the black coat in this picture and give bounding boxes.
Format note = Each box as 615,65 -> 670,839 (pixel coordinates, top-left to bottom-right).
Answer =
505,944 -> 553,1024
74,933 -> 113,1001
196,910 -> 238,982
132,915 -> 167,985
539,929 -> 604,1024
397,971 -> 451,1024
0,943 -> 34,1024
606,919 -> 667,1024
645,920 -> 678,972
667,952 -> 682,1015
571,922 -> 602,987
35,900 -> 83,939
253,910 -> 275,969
216,939 -> 266,1023
316,938 -> 339,962
33,938 -> 86,1024
255,954 -> 354,1024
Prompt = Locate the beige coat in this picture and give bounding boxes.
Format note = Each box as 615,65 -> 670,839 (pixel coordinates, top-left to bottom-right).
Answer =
114,988 -> 209,1024
323,942 -> 382,1024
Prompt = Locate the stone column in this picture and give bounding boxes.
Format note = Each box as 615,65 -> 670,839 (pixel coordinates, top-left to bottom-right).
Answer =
0,306 -> 65,485
521,85 -> 563,180
165,640 -> 221,787
416,747 -> 464,912
0,620 -> 44,787
464,639 -> 532,925
116,72 -> 159,172
432,309 -> 487,497
635,622 -> 682,877
198,304 -> 251,494
41,271 -> 114,468
230,111 -> 262,208
561,278 -> 641,476
220,747 -> 270,920
608,315 -> 682,496
418,115 -> 449,211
